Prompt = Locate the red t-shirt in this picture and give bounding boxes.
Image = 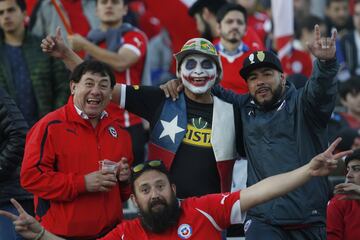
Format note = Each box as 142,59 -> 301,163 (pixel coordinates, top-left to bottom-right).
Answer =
98,29 -> 148,127
327,194 -> 360,240
100,191 -> 245,240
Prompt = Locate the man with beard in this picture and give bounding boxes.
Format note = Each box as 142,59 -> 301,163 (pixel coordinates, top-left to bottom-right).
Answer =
0,140 -> 352,239
162,25 -> 339,240
41,34 -> 242,199
188,0 -> 264,50
215,3 -> 262,95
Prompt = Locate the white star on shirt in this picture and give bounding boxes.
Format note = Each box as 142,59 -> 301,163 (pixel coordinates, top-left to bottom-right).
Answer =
159,115 -> 185,143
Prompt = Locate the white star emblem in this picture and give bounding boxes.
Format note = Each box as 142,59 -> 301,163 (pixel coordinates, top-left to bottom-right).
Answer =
159,115 -> 185,143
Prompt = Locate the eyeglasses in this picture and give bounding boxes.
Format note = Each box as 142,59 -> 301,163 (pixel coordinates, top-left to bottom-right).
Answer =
132,160 -> 163,173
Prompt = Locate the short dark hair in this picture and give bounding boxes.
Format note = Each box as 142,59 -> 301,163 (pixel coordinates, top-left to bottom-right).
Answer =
216,3 -> 247,23
70,60 -> 116,88
345,148 -> 360,166
188,0 -> 227,17
0,0 -> 26,11
338,78 -> 360,100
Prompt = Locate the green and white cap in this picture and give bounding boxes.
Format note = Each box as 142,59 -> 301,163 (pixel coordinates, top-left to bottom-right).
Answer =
174,38 -> 223,83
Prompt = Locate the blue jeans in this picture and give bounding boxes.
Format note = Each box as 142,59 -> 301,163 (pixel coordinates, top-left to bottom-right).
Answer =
0,202 -> 27,240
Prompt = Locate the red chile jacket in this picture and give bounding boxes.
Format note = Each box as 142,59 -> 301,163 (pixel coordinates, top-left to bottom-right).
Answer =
20,97 -> 133,239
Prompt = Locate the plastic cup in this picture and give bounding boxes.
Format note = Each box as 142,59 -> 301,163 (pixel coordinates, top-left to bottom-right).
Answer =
99,160 -> 118,172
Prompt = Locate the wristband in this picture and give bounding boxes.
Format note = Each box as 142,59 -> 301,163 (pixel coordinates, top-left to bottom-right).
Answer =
33,227 -> 45,240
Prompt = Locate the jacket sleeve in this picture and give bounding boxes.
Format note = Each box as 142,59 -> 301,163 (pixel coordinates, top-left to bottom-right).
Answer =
0,88 -> 28,182
301,58 -> 339,128
211,85 -> 248,107
326,197 -> 344,240
20,120 -> 87,201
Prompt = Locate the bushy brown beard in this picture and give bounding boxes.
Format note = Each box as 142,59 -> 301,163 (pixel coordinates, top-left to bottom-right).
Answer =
138,192 -> 181,233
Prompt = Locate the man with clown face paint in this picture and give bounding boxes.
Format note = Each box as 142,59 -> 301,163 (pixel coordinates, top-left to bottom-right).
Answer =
41,34 -> 243,199
111,38 -> 242,199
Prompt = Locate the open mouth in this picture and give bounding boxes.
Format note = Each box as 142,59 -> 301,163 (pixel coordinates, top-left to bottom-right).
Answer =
256,87 -> 271,95
87,98 -> 101,105
183,75 -> 215,87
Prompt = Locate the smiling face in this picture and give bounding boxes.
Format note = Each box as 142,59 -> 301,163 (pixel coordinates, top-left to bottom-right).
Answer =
71,71 -> 112,121
247,67 -> 286,108
179,54 -> 217,95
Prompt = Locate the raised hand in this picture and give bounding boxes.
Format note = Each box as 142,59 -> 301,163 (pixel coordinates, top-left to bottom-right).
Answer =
334,182 -> 360,200
307,24 -> 337,61
40,27 -> 70,59
309,138 -> 352,177
0,199 -> 42,239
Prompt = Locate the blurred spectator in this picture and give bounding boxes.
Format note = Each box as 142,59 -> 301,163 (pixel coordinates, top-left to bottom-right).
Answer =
30,0 -> 98,40
0,0 -> 69,126
328,78 -> 360,141
215,3 -> 262,94
294,15 -> 326,56
338,77 -> 360,129
235,0 -> 271,44
327,149 -> 360,240
0,87 -> 31,240
188,0 -> 226,41
67,0 -> 149,165
325,0 -> 353,38
340,0 -> 360,77
335,128 -> 360,152
188,0 -> 264,49
129,0 -> 173,85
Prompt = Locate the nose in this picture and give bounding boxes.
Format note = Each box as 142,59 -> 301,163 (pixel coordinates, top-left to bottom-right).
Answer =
193,62 -> 204,75
150,188 -> 161,199
90,85 -> 101,95
346,169 -> 354,179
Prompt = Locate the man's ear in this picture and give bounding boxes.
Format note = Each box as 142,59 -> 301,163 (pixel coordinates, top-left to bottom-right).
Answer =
280,73 -> 286,87
171,183 -> 176,195
70,81 -> 76,95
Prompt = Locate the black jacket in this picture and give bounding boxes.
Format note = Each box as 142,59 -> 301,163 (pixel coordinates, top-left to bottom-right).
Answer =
213,59 -> 339,225
0,87 -> 31,204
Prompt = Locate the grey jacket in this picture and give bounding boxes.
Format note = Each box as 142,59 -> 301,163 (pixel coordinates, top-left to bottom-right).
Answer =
213,59 -> 339,225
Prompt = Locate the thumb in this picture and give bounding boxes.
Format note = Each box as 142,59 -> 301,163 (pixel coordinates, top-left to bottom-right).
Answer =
55,26 -> 62,40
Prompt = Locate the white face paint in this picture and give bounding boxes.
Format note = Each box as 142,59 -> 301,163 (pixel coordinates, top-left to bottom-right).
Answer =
180,54 -> 217,94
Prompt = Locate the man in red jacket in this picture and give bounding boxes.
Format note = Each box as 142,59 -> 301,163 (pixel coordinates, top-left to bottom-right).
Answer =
20,60 -> 133,239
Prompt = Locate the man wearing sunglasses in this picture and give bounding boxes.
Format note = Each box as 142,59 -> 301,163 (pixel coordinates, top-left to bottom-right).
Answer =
0,138 -> 351,240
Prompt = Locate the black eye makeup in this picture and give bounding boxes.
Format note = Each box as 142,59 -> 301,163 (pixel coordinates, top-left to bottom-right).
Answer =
185,59 -> 197,70
201,59 -> 214,69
